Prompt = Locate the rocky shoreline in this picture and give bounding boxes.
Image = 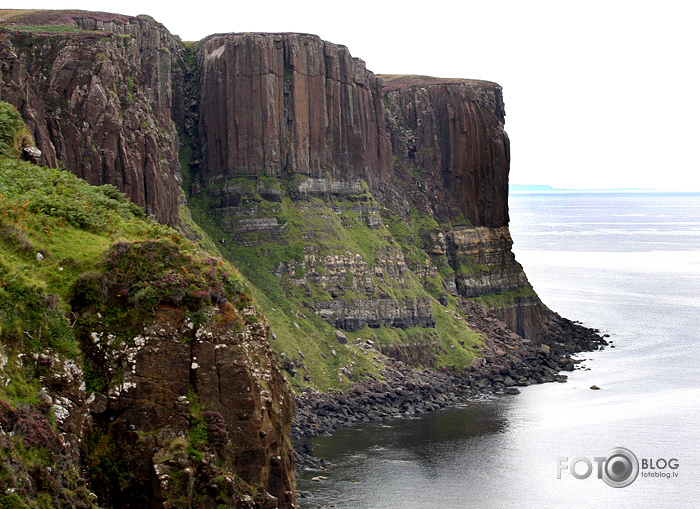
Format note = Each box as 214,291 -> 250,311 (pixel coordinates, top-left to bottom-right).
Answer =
292,300 -> 608,470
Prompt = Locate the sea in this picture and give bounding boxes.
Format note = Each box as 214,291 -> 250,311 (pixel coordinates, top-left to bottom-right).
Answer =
296,191 -> 700,508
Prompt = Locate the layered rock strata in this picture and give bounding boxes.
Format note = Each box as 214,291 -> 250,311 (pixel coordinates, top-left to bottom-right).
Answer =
292,299 -> 607,442
381,75 -> 556,341
0,10 -> 611,509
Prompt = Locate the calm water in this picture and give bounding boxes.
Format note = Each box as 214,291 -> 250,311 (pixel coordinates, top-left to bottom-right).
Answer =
297,192 -> 700,508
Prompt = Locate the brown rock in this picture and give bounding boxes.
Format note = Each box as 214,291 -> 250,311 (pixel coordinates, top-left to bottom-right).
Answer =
382,75 -> 510,228
0,13 -> 184,225
197,33 -> 392,187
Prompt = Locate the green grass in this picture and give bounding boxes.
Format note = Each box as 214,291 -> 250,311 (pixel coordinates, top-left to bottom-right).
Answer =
0,103 -> 28,158
0,100 -> 273,506
183,173 -> 494,390
0,153 -> 174,376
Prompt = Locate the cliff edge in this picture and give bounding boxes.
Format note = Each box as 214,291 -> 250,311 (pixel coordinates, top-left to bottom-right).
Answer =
0,10 -> 184,225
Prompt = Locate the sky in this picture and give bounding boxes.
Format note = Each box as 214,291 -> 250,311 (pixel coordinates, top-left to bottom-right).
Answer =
19,1 -> 700,190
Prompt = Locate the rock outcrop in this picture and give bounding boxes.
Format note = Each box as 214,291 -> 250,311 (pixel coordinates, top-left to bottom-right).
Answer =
0,11 -> 606,485
0,11 -> 184,225
0,101 -> 296,508
380,75 -> 559,340
67,238 -> 296,508
76,304 -> 295,508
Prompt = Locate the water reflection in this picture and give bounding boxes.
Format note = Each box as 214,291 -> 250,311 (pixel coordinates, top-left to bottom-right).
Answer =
297,401 -> 512,508
309,401 -> 509,460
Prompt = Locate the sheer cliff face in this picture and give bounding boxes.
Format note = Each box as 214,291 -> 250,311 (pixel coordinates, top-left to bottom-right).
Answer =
197,33 -> 392,186
189,34 -> 546,352
0,12 -> 183,225
378,76 -> 545,338
382,76 -> 510,228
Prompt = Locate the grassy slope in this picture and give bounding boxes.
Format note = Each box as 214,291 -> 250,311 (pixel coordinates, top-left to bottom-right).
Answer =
183,172 -> 485,392
0,157 -> 165,401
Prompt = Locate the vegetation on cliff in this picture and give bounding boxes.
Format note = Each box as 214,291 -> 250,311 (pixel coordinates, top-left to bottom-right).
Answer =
0,12 -> 608,508
182,168 -> 485,393
0,102 -> 294,508
1,12 -> 542,396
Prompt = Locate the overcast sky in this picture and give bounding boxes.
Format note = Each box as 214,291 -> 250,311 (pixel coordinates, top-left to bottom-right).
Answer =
22,1 -> 700,190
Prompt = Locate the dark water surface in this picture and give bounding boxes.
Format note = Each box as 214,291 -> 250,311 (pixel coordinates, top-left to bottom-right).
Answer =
298,192 -> 700,508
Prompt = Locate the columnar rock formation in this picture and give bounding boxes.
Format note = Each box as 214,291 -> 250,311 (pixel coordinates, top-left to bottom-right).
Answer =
197,33 -> 392,187
382,75 -> 510,228
190,36 -> 546,346
378,75 -> 552,340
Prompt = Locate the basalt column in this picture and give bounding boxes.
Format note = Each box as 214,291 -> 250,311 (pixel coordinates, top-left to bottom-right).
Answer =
197,33 -> 392,188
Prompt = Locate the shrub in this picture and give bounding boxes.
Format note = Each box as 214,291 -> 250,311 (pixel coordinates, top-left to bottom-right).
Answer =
0,102 -> 26,158
202,411 -> 228,449
0,399 -> 60,451
0,493 -> 31,509
73,239 -> 249,317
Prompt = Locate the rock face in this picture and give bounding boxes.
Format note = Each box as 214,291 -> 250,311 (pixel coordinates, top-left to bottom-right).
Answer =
0,8 -> 600,459
445,226 -> 528,297
189,35 -> 544,347
382,75 -> 510,228
311,297 -> 435,331
71,239 -> 296,508
0,11 -> 559,348
380,75 -> 556,339
197,33 -> 392,187
78,306 -> 295,508
0,11 -> 184,225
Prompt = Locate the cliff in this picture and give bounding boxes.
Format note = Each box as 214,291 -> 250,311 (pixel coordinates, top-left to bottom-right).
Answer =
197,33 -> 392,187
0,102 -> 295,507
379,74 -> 550,340
0,10 -> 184,225
0,10 -> 604,506
382,74 -> 509,228
188,37 -> 557,359
0,12 -> 552,356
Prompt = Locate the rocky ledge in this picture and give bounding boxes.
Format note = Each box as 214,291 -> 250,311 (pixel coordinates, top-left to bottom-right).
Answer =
292,299 -> 607,470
